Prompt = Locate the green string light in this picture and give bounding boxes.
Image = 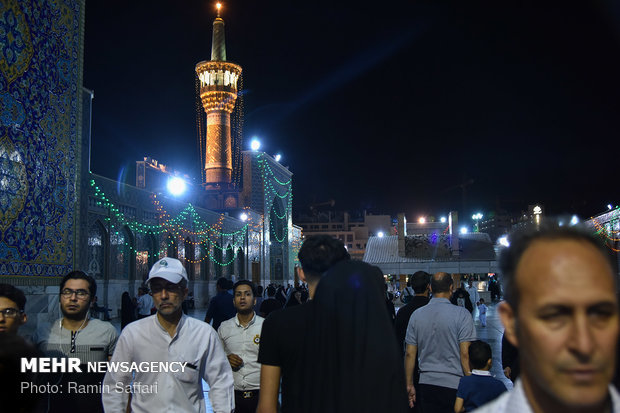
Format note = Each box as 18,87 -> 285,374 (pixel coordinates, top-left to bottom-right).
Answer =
89,175 -> 248,266
257,154 -> 293,244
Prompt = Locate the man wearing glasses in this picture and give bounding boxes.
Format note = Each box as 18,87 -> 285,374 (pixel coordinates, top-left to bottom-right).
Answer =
103,257 -> 234,413
0,283 -> 28,334
32,271 -> 118,413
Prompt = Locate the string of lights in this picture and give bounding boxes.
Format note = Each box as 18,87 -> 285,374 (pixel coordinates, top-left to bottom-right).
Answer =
89,176 -> 261,265
256,153 -> 293,244
591,207 -> 620,251
232,73 -> 244,188
195,73 -> 206,184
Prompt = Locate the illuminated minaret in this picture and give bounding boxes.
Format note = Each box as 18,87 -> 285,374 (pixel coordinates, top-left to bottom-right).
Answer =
195,3 -> 242,195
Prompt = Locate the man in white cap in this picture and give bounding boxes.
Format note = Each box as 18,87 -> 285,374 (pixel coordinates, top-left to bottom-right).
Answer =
102,257 -> 234,413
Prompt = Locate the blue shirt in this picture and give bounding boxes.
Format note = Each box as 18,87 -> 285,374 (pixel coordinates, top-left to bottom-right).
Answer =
206,290 -> 236,331
457,371 -> 506,411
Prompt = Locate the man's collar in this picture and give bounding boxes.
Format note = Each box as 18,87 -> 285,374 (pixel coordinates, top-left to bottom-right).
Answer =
513,378 -> 620,413
154,312 -> 186,337
235,312 -> 256,327
471,369 -> 492,376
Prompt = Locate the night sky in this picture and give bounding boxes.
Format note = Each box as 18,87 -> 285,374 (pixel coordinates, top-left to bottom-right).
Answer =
83,1 -> 620,222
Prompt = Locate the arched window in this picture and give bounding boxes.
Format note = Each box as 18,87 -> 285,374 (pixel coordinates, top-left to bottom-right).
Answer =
87,220 -> 106,280
110,226 -> 131,279
193,242 -> 203,281
136,231 -> 157,283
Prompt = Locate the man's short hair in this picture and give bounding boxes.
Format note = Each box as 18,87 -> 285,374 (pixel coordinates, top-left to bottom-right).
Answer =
499,221 -> 617,312
60,271 -> 97,299
410,271 -> 431,294
468,340 -> 492,370
0,334 -> 43,412
0,284 -> 26,311
216,277 -> 229,290
233,280 -> 256,296
266,285 -> 276,297
297,235 -> 350,281
430,272 -> 453,293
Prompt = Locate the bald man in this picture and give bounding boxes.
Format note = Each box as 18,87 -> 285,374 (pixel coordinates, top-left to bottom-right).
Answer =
404,272 -> 477,412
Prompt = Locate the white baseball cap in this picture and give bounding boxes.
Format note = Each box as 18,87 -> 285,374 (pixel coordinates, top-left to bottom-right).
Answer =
147,258 -> 188,285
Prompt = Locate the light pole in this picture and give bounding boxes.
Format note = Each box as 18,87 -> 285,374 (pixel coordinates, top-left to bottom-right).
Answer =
472,213 -> 483,232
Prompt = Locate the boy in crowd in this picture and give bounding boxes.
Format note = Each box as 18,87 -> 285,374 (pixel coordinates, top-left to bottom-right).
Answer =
454,340 -> 506,412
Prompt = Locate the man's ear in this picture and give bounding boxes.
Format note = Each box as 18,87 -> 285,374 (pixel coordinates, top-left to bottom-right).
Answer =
298,267 -> 306,283
498,301 -> 518,347
20,313 -> 27,326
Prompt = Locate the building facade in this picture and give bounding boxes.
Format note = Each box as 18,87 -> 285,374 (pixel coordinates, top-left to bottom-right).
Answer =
296,211 -> 392,260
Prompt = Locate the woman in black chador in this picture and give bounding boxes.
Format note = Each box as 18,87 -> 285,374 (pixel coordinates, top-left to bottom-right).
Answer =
301,260 -> 409,413
120,291 -> 136,330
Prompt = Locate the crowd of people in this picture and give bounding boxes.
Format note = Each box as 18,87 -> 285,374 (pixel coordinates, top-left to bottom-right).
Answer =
2,223 -> 620,413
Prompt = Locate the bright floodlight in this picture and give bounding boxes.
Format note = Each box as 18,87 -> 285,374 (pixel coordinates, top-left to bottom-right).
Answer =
440,217 -> 447,223
378,231 -> 384,238
240,212 -> 248,221
498,236 -> 510,247
274,154 -> 282,162
460,227 -> 468,234
250,138 -> 261,151
570,215 -> 579,226
167,177 -> 186,196
419,217 -> 426,224
609,204 -> 613,210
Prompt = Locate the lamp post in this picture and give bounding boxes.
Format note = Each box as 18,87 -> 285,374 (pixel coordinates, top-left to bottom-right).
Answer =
472,213 -> 483,232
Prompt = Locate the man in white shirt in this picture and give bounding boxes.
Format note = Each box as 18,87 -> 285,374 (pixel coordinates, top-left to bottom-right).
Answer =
475,224 -> 620,413
102,257 -> 234,413
136,286 -> 153,319
218,280 -> 264,413
465,280 -> 479,319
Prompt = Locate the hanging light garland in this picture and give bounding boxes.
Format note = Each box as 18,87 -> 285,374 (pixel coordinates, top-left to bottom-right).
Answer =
89,175 -> 258,266
590,207 -> 620,251
257,154 -> 293,244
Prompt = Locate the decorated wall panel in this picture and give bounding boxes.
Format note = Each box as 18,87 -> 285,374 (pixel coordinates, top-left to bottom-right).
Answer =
0,0 -> 84,276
